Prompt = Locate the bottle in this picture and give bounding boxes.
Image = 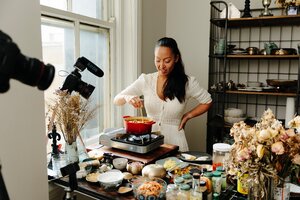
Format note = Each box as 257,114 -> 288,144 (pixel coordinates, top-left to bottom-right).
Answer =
199,180 -> 207,200
212,171 -> 222,194
203,172 -> 213,200
166,184 -> 178,200
177,184 -> 190,200
190,173 -> 202,200
216,166 -> 226,191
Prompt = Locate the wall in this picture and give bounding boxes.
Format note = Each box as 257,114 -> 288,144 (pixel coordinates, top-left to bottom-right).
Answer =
0,0 -> 49,199
165,0 -> 211,151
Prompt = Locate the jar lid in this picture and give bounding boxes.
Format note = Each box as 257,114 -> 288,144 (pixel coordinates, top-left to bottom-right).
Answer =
200,181 -> 206,186
212,171 -> 222,177
174,176 -> 184,184
204,172 -> 213,177
180,184 -> 190,190
182,173 -> 192,179
213,143 -> 231,152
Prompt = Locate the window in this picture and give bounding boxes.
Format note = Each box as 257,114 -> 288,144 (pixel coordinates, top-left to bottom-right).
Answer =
41,0 -> 113,152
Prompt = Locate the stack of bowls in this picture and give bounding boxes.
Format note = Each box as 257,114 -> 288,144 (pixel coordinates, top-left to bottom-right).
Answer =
224,108 -> 246,124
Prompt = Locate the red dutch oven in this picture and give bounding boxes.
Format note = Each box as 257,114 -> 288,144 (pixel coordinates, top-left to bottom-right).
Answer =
123,116 -> 156,135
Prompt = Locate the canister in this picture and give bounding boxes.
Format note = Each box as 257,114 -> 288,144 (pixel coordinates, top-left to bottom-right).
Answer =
212,143 -> 231,170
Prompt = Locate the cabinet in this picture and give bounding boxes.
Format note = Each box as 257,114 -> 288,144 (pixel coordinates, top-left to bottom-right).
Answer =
207,1 -> 300,153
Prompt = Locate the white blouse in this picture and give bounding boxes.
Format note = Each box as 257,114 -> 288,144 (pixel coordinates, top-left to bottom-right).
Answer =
115,72 -> 212,151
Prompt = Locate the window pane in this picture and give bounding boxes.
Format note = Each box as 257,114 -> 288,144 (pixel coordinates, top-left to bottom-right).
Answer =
40,0 -> 67,10
79,25 -> 109,139
41,20 -> 75,102
72,0 -> 103,19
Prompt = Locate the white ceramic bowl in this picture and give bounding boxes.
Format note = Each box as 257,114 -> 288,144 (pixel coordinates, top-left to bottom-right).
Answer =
113,157 -> 128,170
224,108 -> 244,117
98,169 -> 124,188
247,81 -> 262,87
224,116 -> 246,124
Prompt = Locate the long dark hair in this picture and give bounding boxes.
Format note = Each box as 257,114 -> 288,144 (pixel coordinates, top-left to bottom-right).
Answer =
155,37 -> 188,103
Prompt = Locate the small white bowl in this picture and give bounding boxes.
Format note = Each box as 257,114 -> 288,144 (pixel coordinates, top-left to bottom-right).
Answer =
247,81 -> 262,87
224,108 -> 244,117
113,157 -> 128,170
224,116 -> 246,124
98,169 -> 124,188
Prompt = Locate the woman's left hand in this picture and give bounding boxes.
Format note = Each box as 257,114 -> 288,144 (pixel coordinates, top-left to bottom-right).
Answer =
179,113 -> 191,130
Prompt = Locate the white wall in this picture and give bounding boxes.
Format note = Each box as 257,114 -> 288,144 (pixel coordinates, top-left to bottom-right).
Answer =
165,0 -> 211,151
0,0 -> 49,199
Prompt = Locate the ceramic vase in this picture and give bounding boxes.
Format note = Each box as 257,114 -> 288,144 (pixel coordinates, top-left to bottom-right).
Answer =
65,141 -> 79,163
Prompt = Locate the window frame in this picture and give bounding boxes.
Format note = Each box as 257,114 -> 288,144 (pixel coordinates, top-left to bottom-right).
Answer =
41,0 -> 142,146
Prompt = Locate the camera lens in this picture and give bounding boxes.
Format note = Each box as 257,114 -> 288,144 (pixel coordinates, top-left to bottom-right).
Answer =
77,81 -> 95,99
14,54 -> 55,91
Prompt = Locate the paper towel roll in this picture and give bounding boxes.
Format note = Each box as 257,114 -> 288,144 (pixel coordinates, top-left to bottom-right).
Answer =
285,97 -> 295,128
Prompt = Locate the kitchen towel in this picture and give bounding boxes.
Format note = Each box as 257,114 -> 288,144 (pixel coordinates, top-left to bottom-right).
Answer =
285,97 -> 295,128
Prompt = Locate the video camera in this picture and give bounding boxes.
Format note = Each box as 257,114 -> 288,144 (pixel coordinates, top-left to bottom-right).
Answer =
60,56 -> 104,99
0,30 -> 55,93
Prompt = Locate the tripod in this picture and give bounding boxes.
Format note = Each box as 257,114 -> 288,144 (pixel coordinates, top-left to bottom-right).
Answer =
60,162 -> 79,200
0,161 -> 10,200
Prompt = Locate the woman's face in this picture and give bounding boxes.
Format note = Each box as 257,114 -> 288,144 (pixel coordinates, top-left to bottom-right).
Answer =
154,46 -> 178,77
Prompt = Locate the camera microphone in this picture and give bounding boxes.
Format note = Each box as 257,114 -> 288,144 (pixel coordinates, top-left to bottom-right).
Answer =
75,57 -> 104,77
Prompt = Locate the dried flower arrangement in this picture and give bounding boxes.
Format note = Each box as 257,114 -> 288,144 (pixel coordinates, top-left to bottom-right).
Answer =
47,90 -> 98,145
275,0 -> 300,8
225,109 -> 300,197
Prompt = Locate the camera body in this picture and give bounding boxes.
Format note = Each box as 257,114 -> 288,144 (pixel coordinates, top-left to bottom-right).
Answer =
0,30 -> 55,93
60,57 -> 104,99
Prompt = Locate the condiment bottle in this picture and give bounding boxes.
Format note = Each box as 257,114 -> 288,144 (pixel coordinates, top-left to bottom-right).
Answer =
202,172 -> 213,200
166,184 -> 178,200
212,171 -> 222,194
177,184 -> 190,200
190,173 -> 202,200
216,166 -> 226,191
174,176 -> 184,188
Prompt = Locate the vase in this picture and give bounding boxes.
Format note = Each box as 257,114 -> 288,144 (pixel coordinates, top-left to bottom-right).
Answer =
273,177 -> 290,200
248,177 -> 274,200
65,141 -> 79,163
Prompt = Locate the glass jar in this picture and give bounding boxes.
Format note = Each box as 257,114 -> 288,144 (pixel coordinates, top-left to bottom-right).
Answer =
212,171 -> 222,194
177,184 -> 191,200
166,184 -> 178,200
212,143 -> 231,170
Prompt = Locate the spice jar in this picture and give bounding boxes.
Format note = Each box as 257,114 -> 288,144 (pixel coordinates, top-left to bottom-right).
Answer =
212,171 -> 222,194
212,143 -> 231,170
177,184 -> 191,200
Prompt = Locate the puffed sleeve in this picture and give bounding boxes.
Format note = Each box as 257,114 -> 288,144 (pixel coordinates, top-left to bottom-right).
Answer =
113,74 -> 146,105
187,76 -> 212,104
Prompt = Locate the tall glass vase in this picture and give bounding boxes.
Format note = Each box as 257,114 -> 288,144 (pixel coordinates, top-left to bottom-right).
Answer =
65,141 -> 79,163
273,177 -> 290,200
248,177 -> 274,200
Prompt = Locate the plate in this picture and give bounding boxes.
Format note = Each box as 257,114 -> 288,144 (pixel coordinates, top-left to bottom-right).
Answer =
155,157 -> 188,171
237,87 -> 263,92
178,151 -> 212,164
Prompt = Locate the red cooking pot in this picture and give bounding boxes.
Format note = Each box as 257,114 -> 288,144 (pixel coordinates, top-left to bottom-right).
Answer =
123,116 -> 156,135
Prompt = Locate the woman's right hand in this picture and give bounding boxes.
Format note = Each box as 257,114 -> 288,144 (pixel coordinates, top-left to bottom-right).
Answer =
125,95 -> 144,108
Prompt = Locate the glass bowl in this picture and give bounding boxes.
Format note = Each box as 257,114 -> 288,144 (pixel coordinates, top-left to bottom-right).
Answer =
131,176 -> 167,200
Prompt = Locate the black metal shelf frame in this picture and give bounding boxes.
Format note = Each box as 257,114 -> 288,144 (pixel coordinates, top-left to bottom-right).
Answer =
207,0 -> 300,153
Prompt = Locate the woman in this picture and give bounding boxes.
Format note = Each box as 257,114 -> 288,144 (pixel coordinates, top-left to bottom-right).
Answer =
114,37 -> 212,151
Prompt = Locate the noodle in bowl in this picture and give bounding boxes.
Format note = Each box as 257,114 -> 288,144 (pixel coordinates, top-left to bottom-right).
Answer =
131,176 -> 167,200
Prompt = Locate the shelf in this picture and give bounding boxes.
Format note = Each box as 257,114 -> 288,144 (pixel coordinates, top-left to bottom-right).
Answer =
210,90 -> 297,97
210,54 -> 300,59
226,90 -> 297,97
211,15 -> 300,28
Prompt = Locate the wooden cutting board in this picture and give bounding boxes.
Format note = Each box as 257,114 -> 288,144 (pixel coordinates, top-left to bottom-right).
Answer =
98,144 -> 179,164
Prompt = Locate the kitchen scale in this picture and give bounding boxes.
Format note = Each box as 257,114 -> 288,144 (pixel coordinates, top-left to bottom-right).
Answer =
99,128 -> 164,154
